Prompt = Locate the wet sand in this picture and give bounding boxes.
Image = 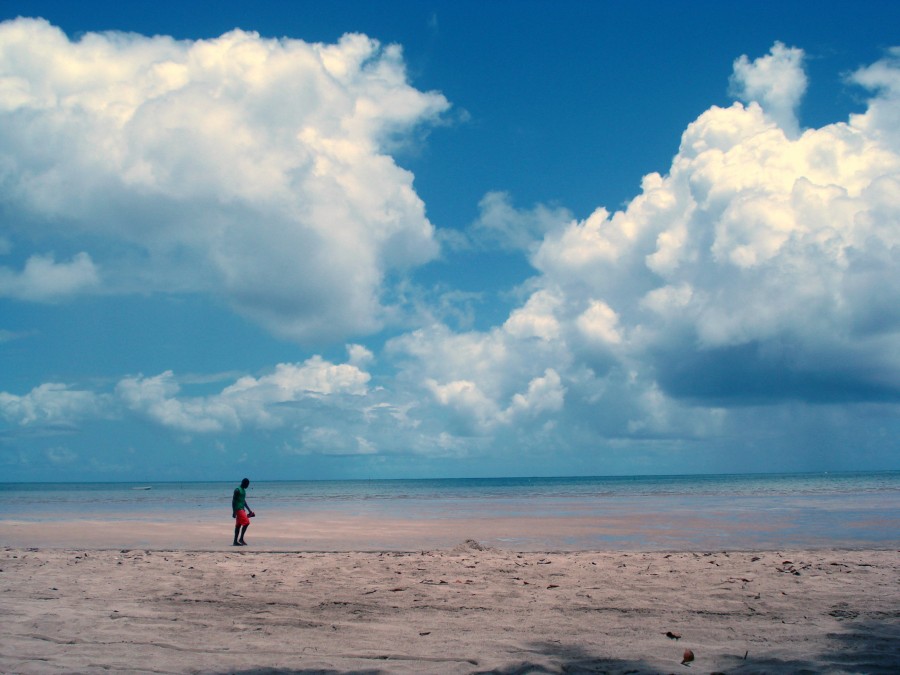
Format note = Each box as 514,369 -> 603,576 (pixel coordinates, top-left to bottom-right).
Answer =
2,503 -> 892,552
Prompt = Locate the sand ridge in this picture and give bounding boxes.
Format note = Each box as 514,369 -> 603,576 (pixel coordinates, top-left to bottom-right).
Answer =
2,543 -> 898,673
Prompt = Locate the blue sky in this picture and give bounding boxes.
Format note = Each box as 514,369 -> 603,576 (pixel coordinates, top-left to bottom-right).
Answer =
1,1 -> 899,481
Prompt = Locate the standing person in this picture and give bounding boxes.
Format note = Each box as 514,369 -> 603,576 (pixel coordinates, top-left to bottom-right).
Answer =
232,478 -> 254,546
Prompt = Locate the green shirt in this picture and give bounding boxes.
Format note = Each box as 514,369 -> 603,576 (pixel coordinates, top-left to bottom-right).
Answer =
232,486 -> 247,512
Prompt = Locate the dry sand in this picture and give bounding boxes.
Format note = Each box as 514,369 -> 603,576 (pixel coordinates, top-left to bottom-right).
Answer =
2,541 -> 898,674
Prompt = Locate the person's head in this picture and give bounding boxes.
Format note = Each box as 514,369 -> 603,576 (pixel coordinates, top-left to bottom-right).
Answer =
241,478 -> 250,488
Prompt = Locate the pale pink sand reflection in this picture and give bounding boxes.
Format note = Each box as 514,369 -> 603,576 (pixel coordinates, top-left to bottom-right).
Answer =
2,508 -> 799,551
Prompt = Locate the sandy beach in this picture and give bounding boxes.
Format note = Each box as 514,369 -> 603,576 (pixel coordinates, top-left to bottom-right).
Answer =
2,540 -> 898,674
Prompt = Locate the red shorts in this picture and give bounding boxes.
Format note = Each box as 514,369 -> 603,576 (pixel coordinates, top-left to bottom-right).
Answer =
235,509 -> 250,526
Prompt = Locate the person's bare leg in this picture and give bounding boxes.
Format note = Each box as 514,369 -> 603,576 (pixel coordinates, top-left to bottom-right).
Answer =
239,524 -> 249,545
233,525 -> 241,546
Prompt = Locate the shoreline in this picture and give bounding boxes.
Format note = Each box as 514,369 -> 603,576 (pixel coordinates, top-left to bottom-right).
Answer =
3,544 -> 898,674
3,512 -> 897,553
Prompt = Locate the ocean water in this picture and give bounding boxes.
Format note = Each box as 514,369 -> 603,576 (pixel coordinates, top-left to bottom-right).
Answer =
3,472 -> 899,550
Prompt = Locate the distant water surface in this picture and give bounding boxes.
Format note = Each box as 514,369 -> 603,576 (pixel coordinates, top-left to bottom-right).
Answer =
4,472 -> 898,550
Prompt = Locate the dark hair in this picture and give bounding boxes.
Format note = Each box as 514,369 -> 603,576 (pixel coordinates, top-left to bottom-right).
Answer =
241,478 -> 250,488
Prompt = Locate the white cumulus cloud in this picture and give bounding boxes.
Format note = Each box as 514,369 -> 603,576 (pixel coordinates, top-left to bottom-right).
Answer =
116,371 -> 240,433
521,43 -> 900,405
0,18 -> 448,340
388,42 -> 900,451
729,41 -> 807,137
116,356 -> 371,433
0,382 -> 104,426
0,252 -> 99,301
4,40 -> 900,474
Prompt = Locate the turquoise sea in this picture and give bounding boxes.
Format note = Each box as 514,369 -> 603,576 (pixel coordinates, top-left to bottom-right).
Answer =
4,472 -> 899,550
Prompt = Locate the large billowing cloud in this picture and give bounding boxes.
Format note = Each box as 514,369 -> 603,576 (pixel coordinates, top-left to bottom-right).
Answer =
0,18 -> 448,340
389,42 -> 900,453
527,42 -> 900,406
2,41 -> 899,474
